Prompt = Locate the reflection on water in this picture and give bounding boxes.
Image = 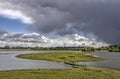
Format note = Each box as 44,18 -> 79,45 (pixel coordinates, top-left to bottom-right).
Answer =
0,51 -> 72,70
76,52 -> 120,70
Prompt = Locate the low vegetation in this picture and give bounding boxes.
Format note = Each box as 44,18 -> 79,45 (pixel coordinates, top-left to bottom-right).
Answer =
0,67 -> 120,79
1,45 -> 120,52
16,52 -> 103,63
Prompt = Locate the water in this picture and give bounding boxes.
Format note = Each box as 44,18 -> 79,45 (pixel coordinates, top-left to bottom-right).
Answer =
0,51 -> 120,71
76,52 -> 120,70
0,51 -> 72,71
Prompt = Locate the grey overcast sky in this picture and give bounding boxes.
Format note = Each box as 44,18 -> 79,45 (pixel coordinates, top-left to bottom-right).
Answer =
0,0 -> 119,47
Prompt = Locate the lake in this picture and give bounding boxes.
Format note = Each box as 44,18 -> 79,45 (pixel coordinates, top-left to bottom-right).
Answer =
0,51 -> 72,71
76,52 -> 120,70
0,51 -> 120,71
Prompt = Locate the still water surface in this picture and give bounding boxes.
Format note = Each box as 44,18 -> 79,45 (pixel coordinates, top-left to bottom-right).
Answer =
0,51 -> 120,70
0,51 -> 72,70
76,52 -> 120,70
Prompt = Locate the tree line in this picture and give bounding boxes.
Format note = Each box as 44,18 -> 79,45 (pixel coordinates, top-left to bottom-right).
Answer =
0,45 -> 120,52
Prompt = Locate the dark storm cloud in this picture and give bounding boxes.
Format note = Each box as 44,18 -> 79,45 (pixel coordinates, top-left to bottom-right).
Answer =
1,0 -> 120,44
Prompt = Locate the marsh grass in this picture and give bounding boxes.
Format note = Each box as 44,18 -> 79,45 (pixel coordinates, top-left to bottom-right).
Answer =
16,52 -> 103,63
0,67 -> 120,79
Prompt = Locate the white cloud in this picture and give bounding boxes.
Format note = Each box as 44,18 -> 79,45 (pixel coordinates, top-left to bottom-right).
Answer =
0,2 -> 34,24
0,8 -> 33,24
0,32 -> 108,47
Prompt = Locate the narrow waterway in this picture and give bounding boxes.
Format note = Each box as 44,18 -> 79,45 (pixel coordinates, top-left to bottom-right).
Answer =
0,51 -> 72,71
76,52 -> 120,70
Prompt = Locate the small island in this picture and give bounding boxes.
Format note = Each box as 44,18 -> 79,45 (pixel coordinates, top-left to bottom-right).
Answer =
16,52 -> 103,65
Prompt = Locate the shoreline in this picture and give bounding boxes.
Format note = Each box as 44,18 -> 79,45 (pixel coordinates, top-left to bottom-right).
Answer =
0,51 -> 120,79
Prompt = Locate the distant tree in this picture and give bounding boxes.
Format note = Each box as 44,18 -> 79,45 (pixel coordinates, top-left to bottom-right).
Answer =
109,47 -> 120,52
4,45 -> 10,49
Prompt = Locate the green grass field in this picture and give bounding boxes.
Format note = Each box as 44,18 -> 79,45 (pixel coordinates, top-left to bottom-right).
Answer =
0,67 -> 120,79
16,52 -> 103,63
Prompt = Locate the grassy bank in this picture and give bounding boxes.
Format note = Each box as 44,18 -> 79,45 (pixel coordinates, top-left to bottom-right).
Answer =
1,52 -> 120,79
0,67 -> 120,79
16,52 -> 103,63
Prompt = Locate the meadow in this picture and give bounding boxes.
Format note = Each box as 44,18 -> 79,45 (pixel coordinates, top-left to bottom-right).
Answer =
0,67 -> 120,79
16,52 -> 103,63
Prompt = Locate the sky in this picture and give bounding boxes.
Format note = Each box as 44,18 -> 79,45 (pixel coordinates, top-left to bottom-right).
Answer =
0,0 -> 120,47
0,16 -> 28,33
